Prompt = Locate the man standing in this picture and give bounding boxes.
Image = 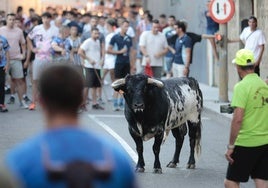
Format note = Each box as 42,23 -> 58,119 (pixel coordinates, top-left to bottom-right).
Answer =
162,15 -> 176,78
0,13 -> 28,108
4,64 -> 137,188
230,16 -> 266,76
224,49 -> 268,188
79,27 -> 104,110
102,18 -> 116,85
27,12 -> 59,110
108,20 -> 133,111
81,16 -> 105,104
172,21 -> 192,77
139,19 -> 168,79
240,16 -> 266,76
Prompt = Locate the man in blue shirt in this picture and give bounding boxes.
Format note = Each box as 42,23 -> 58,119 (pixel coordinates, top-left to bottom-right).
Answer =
0,35 -> 10,112
108,20 -> 133,111
173,21 -> 192,77
4,64 -> 138,188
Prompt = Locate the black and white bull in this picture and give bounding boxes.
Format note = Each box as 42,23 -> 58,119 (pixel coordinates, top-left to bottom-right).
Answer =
111,74 -> 203,173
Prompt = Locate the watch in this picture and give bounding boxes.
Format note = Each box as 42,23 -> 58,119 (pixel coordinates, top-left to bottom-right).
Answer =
227,144 -> 235,149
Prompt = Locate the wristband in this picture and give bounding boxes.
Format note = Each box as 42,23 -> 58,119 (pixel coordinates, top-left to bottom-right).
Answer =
227,144 -> 235,149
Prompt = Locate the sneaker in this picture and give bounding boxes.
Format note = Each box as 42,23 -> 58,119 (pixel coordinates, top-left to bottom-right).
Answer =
7,96 -> 15,104
29,103 -> 36,110
20,100 -> 29,109
0,104 -> 8,112
113,106 -> 120,111
5,88 -> 11,94
23,96 -> 31,103
97,98 -> 105,105
119,105 -> 124,111
92,104 -> 104,110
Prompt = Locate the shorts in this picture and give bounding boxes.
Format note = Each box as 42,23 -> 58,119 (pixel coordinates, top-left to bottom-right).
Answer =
32,58 -> 50,80
8,60 -> 23,79
164,57 -> 173,73
114,63 -> 130,79
103,59 -> 115,70
172,63 -> 186,77
206,27 -> 218,35
226,144 -> 268,182
85,68 -> 101,88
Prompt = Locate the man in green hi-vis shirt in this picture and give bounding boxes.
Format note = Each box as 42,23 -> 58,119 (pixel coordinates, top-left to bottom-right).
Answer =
224,49 -> 268,188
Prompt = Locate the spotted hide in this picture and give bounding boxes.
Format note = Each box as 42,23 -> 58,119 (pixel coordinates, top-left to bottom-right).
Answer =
111,74 -> 202,173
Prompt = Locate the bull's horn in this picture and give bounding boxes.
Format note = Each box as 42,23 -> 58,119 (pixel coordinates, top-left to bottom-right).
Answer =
147,78 -> 164,88
111,78 -> 126,89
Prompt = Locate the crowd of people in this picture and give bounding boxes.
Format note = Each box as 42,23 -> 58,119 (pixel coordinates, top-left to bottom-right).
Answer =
0,3 -> 210,113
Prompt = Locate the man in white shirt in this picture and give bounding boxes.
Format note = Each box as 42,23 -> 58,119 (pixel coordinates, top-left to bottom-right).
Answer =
27,12 -> 59,110
78,27 -> 104,110
240,16 -> 266,76
230,16 -> 266,76
139,19 -> 168,79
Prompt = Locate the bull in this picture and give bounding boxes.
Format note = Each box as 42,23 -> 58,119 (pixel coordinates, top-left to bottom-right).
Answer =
111,74 -> 202,173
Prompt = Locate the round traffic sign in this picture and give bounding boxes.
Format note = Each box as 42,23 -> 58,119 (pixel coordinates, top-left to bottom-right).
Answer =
209,0 -> 235,24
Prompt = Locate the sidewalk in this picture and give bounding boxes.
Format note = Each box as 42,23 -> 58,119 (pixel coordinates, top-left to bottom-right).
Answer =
199,83 -> 233,119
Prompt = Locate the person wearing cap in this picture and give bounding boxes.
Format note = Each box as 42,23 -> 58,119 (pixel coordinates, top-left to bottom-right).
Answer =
229,16 -> 266,76
224,49 -> 268,188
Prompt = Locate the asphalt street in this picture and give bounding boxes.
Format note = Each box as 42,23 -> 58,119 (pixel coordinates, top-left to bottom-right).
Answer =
0,87 -> 255,187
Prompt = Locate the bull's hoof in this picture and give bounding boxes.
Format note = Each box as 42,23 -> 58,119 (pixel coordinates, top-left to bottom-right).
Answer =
135,167 -> 145,173
187,164 -> 196,169
153,168 -> 162,174
166,162 -> 177,168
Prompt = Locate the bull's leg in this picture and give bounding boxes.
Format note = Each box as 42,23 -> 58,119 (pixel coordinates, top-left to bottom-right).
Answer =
187,120 -> 201,169
153,133 -> 163,174
130,131 -> 145,172
167,123 -> 187,168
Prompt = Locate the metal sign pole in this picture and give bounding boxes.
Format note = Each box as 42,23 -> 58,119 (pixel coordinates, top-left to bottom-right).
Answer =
209,0 -> 235,103
218,23 -> 229,102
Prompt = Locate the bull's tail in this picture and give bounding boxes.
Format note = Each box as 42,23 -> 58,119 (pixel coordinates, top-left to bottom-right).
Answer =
194,114 -> 202,161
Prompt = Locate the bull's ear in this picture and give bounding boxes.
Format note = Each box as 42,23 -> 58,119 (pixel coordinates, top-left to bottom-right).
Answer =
111,78 -> 126,92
